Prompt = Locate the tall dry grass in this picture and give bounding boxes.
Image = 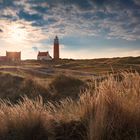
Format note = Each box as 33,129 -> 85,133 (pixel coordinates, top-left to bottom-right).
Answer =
0,72 -> 139,140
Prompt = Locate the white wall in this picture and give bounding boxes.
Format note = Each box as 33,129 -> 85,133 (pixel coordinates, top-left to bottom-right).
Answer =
37,55 -> 52,60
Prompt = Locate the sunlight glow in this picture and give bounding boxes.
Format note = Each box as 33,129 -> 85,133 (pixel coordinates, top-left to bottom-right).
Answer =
8,23 -> 28,43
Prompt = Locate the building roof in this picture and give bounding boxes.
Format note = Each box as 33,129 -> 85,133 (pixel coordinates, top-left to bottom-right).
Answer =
6,51 -> 21,55
6,51 -> 21,53
38,51 -> 50,57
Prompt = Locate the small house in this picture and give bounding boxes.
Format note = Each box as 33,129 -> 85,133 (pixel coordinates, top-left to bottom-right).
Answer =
6,51 -> 21,62
37,51 -> 52,61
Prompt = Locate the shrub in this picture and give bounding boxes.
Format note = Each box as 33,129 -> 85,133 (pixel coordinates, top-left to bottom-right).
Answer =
47,74 -> 86,100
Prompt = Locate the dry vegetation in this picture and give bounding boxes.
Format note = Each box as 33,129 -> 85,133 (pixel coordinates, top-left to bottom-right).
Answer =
0,72 -> 85,103
51,56 -> 140,74
0,71 -> 139,140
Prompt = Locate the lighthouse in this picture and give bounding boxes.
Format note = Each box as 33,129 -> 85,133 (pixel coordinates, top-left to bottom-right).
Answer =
53,36 -> 59,59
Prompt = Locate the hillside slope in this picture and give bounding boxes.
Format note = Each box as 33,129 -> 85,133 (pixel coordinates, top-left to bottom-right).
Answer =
0,72 -> 85,103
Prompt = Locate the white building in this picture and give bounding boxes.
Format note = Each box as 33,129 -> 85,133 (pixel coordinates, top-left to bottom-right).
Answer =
37,51 -> 52,60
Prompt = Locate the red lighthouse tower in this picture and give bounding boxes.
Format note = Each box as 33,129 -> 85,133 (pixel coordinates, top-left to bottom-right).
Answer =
53,36 -> 59,59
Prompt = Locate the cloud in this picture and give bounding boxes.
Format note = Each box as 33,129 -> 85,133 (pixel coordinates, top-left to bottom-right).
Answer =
40,0 -> 140,40
0,19 -> 48,43
32,46 -> 38,52
0,0 -> 139,41
134,0 -> 140,6
18,10 -> 43,21
0,0 -> 140,59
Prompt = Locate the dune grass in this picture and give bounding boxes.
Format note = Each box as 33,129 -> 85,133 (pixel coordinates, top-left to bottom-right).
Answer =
0,72 -> 85,103
0,72 -> 139,140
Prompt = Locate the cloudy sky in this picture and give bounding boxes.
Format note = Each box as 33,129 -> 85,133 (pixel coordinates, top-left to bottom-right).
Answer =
0,0 -> 140,59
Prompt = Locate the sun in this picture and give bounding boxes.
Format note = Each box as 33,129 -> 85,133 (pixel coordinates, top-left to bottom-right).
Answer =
8,23 -> 28,43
